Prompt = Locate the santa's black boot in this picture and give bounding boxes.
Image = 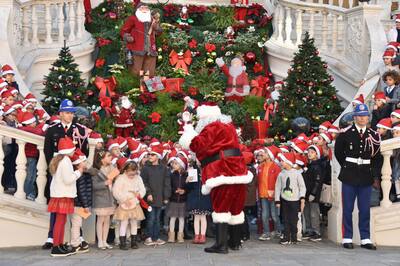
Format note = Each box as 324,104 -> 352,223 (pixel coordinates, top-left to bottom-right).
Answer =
204,223 -> 229,254
229,224 -> 242,250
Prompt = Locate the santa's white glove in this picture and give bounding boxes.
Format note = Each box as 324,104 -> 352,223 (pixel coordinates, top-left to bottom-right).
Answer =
216,57 -> 225,67
179,124 -> 198,150
182,111 -> 192,123
183,124 -> 195,132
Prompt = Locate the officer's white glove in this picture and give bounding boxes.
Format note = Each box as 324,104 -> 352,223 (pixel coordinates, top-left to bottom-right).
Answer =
308,194 -> 315,202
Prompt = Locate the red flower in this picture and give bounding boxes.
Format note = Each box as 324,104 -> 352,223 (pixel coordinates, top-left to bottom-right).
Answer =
205,43 -> 216,53
253,63 -> 263,73
188,39 -> 198,49
148,112 -> 161,123
139,92 -> 157,104
188,87 -> 198,96
108,12 -> 117,19
95,58 -> 105,68
97,37 -> 112,47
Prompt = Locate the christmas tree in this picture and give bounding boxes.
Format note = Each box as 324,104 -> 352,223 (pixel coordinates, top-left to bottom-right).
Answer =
42,43 -> 90,114
270,32 -> 342,141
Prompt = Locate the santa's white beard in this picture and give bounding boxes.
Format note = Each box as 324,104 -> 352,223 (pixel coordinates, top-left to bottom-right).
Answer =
229,65 -> 243,78
136,9 -> 151,23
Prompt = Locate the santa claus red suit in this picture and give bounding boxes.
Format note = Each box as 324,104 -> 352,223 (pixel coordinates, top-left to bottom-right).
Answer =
120,3 -> 161,76
112,97 -> 135,137
179,104 -> 253,254
216,57 -> 250,103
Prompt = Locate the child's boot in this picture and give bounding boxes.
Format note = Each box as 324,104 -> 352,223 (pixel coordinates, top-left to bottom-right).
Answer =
119,236 -> 129,250
168,231 -> 175,243
131,235 -> 139,249
177,232 -> 184,243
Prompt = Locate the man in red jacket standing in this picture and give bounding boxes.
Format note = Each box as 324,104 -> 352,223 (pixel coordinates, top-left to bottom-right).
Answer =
179,103 -> 253,254
120,2 -> 161,77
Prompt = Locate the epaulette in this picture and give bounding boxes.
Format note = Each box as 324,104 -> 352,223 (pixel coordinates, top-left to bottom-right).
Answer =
341,125 -> 352,133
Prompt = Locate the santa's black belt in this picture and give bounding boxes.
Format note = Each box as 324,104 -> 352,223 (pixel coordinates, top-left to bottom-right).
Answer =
201,148 -> 241,167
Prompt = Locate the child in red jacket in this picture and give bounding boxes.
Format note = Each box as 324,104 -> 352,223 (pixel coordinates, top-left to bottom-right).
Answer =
19,112 -> 45,200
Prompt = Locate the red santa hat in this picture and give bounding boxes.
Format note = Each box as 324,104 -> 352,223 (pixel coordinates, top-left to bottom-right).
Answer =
12,101 -> 23,110
149,138 -> 160,147
89,131 -> 103,143
58,137 -> 76,155
307,145 -> 323,159
196,103 -> 222,120
278,152 -> 296,167
253,146 -> 265,156
328,125 -> 340,134
265,145 -> 281,161
393,124 -> 400,131
396,14 -> 400,22
177,149 -> 190,160
24,93 -> 37,103
274,81 -> 284,88
3,105 -> 15,115
1,64 -> 14,76
127,138 -> 141,153
35,108 -> 50,121
377,118 -> 392,130
22,100 -> 32,110
130,149 -> 149,163
149,144 -> 163,159
9,87 -> 18,96
1,90 -> 13,99
320,132 -> 333,144
352,94 -> 364,105
106,138 -> 119,151
49,115 -> 61,124
0,78 -> 7,89
383,49 -> 396,59
391,109 -> 400,119
373,91 -> 386,103
295,153 -> 307,167
71,149 -> 87,165
20,111 -> 36,125
279,145 -> 290,153
291,140 -> 309,154
168,152 -> 188,170
115,136 -> 127,149
116,157 -> 129,171
387,42 -> 400,52
319,121 -> 332,131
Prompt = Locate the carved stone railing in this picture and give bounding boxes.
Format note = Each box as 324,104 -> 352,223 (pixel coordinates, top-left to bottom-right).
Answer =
0,125 -> 96,206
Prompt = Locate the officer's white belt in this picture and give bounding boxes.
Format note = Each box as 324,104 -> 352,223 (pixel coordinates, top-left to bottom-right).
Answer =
345,157 -> 371,165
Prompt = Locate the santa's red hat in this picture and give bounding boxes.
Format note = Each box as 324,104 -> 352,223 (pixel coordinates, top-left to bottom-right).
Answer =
177,149 -> 190,160
127,138 -> 141,153
319,121 -> 332,131
25,93 -> 37,103
20,111 -> 36,125
3,105 -> 15,115
253,146 -> 266,156
328,125 -> 340,134
130,149 -> 148,163
279,145 -> 290,153
278,152 -> 296,166
383,49 -> 396,59
149,138 -> 160,147
106,138 -> 119,151
291,140 -> 308,154
373,91 -> 386,103
58,137 -> 76,155
391,109 -> 400,119
35,108 -> 50,121
12,101 -> 23,110
89,131 -> 103,143
115,136 -> 127,149
387,41 -> 400,52
320,132 -> 333,144
22,100 -> 32,110
265,145 -> 281,161
71,149 -> 87,165
149,144 -> 163,159
352,94 -> 364,105
196,103 -> 222,120
377,118 -> 392,130
168,152 -> 188,169
1,64 -> 14,76
295,153 -> 307,167
117,157 -> 129,171
49,115 -> 60,124
307,145 -> 323,159
9,87 -> 18,96
1,90 -> 13,99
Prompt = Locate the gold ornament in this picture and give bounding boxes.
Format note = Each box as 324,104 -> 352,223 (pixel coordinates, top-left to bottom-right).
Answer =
67,91 -> 72,97
157,55 -> 163,61
317,89 -> 323,95
59,66 -> 65,72
283,117 -> 288,122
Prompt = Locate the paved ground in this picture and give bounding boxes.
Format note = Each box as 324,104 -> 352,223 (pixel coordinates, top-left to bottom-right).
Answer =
0,238 -> 399,266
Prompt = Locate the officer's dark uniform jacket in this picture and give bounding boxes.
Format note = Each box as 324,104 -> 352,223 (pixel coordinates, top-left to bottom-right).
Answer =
334,124 -> 381,187
44,122 -> 89,164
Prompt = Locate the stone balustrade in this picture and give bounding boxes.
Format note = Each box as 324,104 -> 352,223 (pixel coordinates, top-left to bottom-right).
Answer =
0,125 -> 96,205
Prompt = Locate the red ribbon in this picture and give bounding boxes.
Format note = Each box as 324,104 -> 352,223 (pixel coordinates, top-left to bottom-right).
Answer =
169,50 -> 192,74
94,76 -> 117,98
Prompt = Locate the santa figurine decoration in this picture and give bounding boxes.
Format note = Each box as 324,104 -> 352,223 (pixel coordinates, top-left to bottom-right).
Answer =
231,0 -> 248,23
225,26 -> 235,46
179,103 -> 253,254
177,5 -> 193,26
216,57 -> 250,103
112,96 -> 136,137
177,96 -> 198,135
120,2 -> 162,77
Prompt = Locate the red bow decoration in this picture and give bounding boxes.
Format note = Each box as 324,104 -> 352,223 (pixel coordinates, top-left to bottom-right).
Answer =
169,50 -> 192,74
263,102 -> 274,123
148,112 -> 161,123
205,43 -> 216,52
97,37 -> 112,47
250,76 -> 270,97
94,76 -> 117,98
99,96 -> 112,116
95,58 -> 105,68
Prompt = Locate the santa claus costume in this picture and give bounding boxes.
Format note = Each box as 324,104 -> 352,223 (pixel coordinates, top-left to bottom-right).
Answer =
179,104 -> 253,254
112,97 -> 135,138
216,57 -> 250,103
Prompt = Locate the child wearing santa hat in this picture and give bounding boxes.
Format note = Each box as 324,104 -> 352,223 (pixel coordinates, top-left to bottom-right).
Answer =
371,91 -> 392,130
275,152 -> 306,245
18,112 -> 45,200
1,64 -> 19,92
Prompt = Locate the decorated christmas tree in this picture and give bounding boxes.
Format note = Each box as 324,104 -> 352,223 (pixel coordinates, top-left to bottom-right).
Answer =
42,43 -> 90,114
270,32 -> 342,141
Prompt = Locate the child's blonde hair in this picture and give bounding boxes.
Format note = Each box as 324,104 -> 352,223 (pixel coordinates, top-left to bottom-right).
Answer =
49,154 -> 66,175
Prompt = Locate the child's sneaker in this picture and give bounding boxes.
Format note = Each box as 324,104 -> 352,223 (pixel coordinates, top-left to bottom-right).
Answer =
50,246 -> 70,257
144,237 -> 155,246
75,243 -> 89,254
302,231 -> 313,240
310,233 -> 322,242
155,239 -> 166,245
280,239 -> 291,245
258,233 -> 271,241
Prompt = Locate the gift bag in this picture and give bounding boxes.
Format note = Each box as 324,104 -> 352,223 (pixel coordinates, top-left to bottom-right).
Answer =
253,120 -> 269,139
145,76 -> 165,92
162,78 -> 185,93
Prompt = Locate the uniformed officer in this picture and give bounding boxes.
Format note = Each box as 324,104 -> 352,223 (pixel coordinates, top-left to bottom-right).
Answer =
334,103 -> 381,250
42,99 -> 89,250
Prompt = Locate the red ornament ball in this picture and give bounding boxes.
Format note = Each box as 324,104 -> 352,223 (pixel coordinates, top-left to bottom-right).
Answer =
315,50 -> 319,55
245,52 -> 256,63
86,90 -> 94,96
75,95 -> 81,100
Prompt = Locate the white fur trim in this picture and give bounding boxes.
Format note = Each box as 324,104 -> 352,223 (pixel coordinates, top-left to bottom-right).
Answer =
22,117 -> 36,125
2,70 -> 14,76
195,114 -> 232,133
108,143 -> 119,151
278,153 -> 294,167
229,211 -> 244,225
212,211 -> 231,223
196,105 -> 222,120
179,127 -> 198,150
114,123 -> 134,128
201,171 -> 253,195
58,147 -> 76,155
